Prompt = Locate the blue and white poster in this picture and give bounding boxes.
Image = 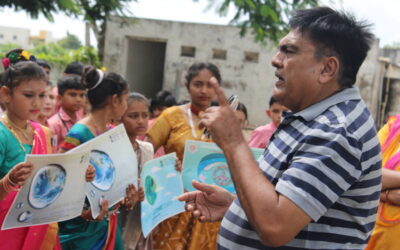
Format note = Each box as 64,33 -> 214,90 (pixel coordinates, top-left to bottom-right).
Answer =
140,153 -> 184,238
68,124 -> 138,218
182,140 -> 264,194
2,151 -> 90,229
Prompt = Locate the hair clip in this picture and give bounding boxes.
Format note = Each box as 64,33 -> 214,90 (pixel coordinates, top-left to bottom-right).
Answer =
7,52 -> 19,62
2,58 -> 10,68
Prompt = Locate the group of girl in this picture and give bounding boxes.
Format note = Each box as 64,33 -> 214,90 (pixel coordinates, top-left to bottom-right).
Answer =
0,48 -> 225,250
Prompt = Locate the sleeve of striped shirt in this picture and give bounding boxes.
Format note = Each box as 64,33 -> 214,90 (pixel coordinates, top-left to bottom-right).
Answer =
275,127 -> 363,221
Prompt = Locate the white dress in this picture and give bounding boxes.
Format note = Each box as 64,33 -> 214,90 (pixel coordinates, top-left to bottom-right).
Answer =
122,140 -> 154,250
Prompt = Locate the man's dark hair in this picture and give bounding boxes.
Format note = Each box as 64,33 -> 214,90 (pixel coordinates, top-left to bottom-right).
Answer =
64,61 -> 84,75
289,7 -> 374,87
57,75 -> 85,95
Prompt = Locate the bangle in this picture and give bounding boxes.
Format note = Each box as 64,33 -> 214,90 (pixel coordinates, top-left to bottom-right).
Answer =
385,189 -> 392,204
7,173 -> 18,187
2,174 -> 18,193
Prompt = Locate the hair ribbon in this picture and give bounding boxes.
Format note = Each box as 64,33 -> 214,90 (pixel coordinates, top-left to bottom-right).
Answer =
89,69 -> 104,90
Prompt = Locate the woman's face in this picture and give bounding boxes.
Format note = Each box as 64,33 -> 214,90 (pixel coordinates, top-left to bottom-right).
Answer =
41,85 -> 56,118
187,69 -> 217,110
122,100 -> 149,137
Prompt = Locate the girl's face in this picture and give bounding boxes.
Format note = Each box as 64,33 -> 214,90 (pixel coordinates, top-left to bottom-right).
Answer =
187,69 -> 217,110
4,79 -> 47,121
41,85 -> 56,118
122,100 -> 149,137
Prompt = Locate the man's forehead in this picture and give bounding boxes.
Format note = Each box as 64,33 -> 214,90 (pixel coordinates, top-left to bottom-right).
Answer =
279,29 -> 316,50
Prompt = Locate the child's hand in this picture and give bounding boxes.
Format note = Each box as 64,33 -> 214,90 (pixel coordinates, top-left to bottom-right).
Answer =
138,178 -> 145,202
175,158 -> 182,172
81,199 -> 109,221
124,184 -> 138,210
8,162 -> 34,186
138,186 -> 145,202
85,165 -> 95,182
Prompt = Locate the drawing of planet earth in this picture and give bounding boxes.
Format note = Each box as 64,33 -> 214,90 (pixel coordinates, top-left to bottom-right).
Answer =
90,150 -> 116,191
29,164 -> 66,209
197,153 -> 235,193
145,175 -> 157,205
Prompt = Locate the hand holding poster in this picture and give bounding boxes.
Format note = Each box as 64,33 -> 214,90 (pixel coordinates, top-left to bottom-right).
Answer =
67,124 -> 138,218
182,140 -> 264,193
2,151 -> 90,230
140,153 -> 184,237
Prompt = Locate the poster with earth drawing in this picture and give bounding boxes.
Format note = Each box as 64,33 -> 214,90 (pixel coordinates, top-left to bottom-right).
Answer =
68,124 -> 138,218
140,153 -> 184,237
2,151 -> 90,229
182,140 -> 264,194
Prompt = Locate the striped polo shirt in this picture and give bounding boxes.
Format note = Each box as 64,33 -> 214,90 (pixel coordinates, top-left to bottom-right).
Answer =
218,87 -> 382,249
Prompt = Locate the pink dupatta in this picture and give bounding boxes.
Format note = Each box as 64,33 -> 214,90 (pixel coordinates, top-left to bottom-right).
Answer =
0,121 -> 61,250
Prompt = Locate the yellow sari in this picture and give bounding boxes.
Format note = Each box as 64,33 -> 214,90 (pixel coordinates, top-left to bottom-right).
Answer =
366,115 -> 400,249
147,106 -> 220,250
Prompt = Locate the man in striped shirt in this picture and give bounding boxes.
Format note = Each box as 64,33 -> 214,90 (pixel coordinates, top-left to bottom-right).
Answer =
179,7 -> 382,249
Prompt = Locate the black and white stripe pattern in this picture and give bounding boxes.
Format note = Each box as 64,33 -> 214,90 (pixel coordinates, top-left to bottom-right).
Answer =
218,87 -> 382,249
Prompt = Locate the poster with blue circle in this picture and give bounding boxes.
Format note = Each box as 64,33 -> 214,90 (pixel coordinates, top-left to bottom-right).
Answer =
182,140 -> 264,194
140,153 -> 184,237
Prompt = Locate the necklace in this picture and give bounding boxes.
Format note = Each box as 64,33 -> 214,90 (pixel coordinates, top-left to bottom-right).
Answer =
133,140 -> 143,171
2,115 -> 31,153
89,114 -> 105,136
187,105 -> 205,140
3,114 -> 29,140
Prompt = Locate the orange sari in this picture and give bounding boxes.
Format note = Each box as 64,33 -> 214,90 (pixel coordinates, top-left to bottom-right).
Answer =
366,115 -> 400,249
147,106 -> 220,250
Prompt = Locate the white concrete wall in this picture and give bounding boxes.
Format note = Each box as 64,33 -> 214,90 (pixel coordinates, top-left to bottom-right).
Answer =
103,17 -> 381,127
0,26 -> 30,48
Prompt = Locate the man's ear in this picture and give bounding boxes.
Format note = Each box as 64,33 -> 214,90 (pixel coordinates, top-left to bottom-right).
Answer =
319,56 -> 339,84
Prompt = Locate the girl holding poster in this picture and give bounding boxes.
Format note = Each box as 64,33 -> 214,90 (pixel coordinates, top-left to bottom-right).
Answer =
58,66 -> 138,250
146,62 -> 221,250
0,60 -> 61,249
121,92 -> 154,250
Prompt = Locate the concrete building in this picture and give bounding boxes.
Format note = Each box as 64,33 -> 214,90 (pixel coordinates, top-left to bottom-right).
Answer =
0,26 -> 30,48
103,17 -> 382,127
0,26 -> 54,49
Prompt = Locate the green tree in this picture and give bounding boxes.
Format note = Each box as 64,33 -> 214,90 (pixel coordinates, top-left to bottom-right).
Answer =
58,33 -> 82,50
209,0 -> 319,43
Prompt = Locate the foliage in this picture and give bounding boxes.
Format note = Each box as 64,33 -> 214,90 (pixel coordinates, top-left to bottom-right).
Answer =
0,43 -> 20,57
383,42 -> 400,49
71,46 -> 101,67
209,0 -> 319,43
58,34 -> 82,50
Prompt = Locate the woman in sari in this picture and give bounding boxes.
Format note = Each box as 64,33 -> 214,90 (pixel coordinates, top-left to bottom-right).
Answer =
58,66 -> 138,250
0,61 -> 60,249
146,62 -> 221,250
366,114 -> 400,249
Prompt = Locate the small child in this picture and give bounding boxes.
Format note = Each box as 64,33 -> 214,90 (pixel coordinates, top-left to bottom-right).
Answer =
36,81 -> 56,126
121,92 -> 153,250
47,75 -> 86,151
248,96 -> 288,149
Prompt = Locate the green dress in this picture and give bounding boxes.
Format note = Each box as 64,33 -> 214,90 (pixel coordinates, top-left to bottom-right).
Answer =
58,123 -> 123,250
0,122 -> 32,179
